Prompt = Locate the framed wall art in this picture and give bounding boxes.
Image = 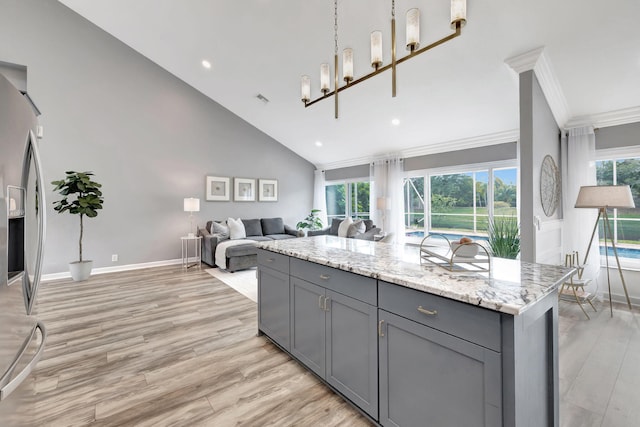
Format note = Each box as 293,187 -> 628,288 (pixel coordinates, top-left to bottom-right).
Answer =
234,178 -> 256,202
259,179 -> 278,202
205,176 -> 230,201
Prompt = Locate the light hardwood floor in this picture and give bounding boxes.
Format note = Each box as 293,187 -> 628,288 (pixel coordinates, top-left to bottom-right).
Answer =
19,266 -> 640,426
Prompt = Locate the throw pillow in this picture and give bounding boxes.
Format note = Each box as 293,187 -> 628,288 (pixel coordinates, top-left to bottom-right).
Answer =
242,218 -> 263,236
261,217 -> 285,235
347,219 -> 366,238
211,221 -> 230,240
227,217 -> 246,240
329,218 -> 342,236
338,217 -> 353,238
197,227 -> 210,237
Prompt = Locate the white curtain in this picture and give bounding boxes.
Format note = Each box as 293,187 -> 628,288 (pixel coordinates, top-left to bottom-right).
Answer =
370,157 -> 405,244
561,126 -> 599,285
313,169 -> 328,227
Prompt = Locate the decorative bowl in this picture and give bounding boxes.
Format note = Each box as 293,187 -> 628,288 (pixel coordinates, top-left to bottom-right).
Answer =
450,242 -> 479,257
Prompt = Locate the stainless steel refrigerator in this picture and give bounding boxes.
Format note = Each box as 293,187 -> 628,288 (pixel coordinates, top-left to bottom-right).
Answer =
0,72 -> 47,424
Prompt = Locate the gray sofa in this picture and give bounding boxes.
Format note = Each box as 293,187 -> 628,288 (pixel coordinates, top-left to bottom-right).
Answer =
198,217 -> 297,272
308,218 -> 381,240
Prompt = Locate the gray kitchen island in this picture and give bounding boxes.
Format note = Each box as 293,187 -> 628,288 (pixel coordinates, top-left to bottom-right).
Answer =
256,236 -> 575,427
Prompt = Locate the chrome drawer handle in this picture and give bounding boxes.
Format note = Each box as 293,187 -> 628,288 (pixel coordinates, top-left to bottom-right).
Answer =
417,306 -> 438,316
266,258 -> 274,263
319,274 -> 330,280
323,297 -> 330,312
318,295 -> 325,309
378,320 -> 385,337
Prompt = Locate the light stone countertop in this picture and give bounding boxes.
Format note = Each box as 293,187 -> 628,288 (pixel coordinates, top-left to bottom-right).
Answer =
257,235 -> 576,315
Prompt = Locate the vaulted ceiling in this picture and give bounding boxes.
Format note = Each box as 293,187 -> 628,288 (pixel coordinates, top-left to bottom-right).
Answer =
59,0 -> 640,168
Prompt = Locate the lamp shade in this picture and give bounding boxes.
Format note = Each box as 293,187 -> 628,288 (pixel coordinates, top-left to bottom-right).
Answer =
184,197 -> 200,212
574,185 -> 635,209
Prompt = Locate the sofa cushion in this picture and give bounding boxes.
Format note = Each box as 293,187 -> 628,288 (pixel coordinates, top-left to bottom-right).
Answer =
261,217 -> 285,235
226,243 -> 258,258
347,219 -> 366,237
242,219 -> 263,237
329,218 -> 342,236
211,221 -> 230,239
338,217 -> 353,237
267,234 -> 296,240
363,219 -> 375,232
197,226 -> 210,237
245,236 -> 272,242
227,217 -> 246,240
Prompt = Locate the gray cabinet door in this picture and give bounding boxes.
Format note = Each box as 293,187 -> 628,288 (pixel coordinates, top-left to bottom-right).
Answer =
325,290 -> 378,419
379,310 -> 502,427
290,277 -> 326,377
257,266 -> 290,350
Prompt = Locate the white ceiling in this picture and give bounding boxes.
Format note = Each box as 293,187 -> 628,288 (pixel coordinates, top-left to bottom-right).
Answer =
59,0 -> 640,168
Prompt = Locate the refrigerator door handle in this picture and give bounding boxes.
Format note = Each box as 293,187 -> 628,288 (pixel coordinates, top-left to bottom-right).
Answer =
23,130 -> 46,315
0,321 -> 46,401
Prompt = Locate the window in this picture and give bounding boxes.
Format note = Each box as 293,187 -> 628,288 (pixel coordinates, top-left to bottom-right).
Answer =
595,156 -> 640,262
404,166 -> 518,243
325,180 -> 370,222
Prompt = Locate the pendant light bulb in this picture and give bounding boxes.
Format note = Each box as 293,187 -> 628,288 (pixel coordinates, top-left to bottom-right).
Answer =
301,75 -> 311,103
406,8 -> 420,52
320,63 -> 331,95
450,0 -> 467,28
343,48 -> 354,83
370,31 -> 383,70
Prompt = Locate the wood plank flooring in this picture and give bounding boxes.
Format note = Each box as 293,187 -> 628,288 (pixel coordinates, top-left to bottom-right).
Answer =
14,265 -> 640,426
27,266 -> 370,426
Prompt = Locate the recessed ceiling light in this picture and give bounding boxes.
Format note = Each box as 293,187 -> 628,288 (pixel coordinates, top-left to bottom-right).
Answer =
391,118 -> 400,126
201,60 -> 212,69
315,141 -> 323,147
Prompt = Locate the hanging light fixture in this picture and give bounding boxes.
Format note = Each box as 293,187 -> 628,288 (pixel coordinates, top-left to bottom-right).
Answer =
301,0 -> 467,118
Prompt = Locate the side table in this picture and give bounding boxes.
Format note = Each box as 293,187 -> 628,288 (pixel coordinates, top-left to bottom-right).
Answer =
181,235 -> 202,270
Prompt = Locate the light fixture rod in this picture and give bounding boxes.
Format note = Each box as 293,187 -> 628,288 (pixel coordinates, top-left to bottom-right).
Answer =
304,22 -> 462,109
392,16 -> 397,97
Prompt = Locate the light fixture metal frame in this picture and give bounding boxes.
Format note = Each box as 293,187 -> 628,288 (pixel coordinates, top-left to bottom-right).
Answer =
303,6 -> 465,118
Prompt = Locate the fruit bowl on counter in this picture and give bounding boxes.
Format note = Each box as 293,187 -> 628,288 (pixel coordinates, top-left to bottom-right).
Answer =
450,237 -> 480,258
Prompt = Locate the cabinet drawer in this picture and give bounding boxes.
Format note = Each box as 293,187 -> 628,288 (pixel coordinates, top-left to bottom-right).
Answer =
291,258 -> 376,305
379,281 -> 501,351
257,249 -> 289,274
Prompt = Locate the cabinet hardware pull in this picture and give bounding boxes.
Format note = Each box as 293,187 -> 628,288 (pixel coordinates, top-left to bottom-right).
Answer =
378,320 -> 385,337
323,297 -> 331,311
266,258 -> 274,262
318,295 -> 325,309
417,306 -> 438,316
319,274 -> 330,280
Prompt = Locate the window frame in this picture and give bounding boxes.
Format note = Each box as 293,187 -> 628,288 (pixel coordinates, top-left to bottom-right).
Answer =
595,146 -> 640,269
325,177 -> 372,222
403,160 -> 519,244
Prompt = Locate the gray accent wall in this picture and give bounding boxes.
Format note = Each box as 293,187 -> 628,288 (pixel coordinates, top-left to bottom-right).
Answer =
0,0 -> 314,274
404,142 -> 517,171
519,71 -> 561,263
595,122 -> 640,150
325,164 -> 370,181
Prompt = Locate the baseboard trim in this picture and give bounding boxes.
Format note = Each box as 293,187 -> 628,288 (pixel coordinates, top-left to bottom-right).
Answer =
42,259 -> 183,282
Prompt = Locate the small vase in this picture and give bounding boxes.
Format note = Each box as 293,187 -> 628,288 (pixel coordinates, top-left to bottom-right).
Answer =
69,260 -> 93,282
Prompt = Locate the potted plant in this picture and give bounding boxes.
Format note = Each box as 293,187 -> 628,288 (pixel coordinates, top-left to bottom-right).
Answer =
296,209 -> 324,236
487,216 -> 520,259
51,171 -> 104,281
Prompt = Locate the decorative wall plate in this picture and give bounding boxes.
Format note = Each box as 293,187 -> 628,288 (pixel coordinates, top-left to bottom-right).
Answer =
540,154 -> 560,216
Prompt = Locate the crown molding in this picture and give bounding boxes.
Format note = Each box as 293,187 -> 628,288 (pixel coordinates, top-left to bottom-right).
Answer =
316,129 -> 520,171
505,47 -> 571,129
565,106 -> 640,130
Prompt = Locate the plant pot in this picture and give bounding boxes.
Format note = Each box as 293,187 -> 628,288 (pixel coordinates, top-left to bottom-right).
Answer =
69,260 -> 93,282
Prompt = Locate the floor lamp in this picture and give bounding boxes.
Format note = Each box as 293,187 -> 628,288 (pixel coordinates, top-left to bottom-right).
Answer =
575,185 -> 635,315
